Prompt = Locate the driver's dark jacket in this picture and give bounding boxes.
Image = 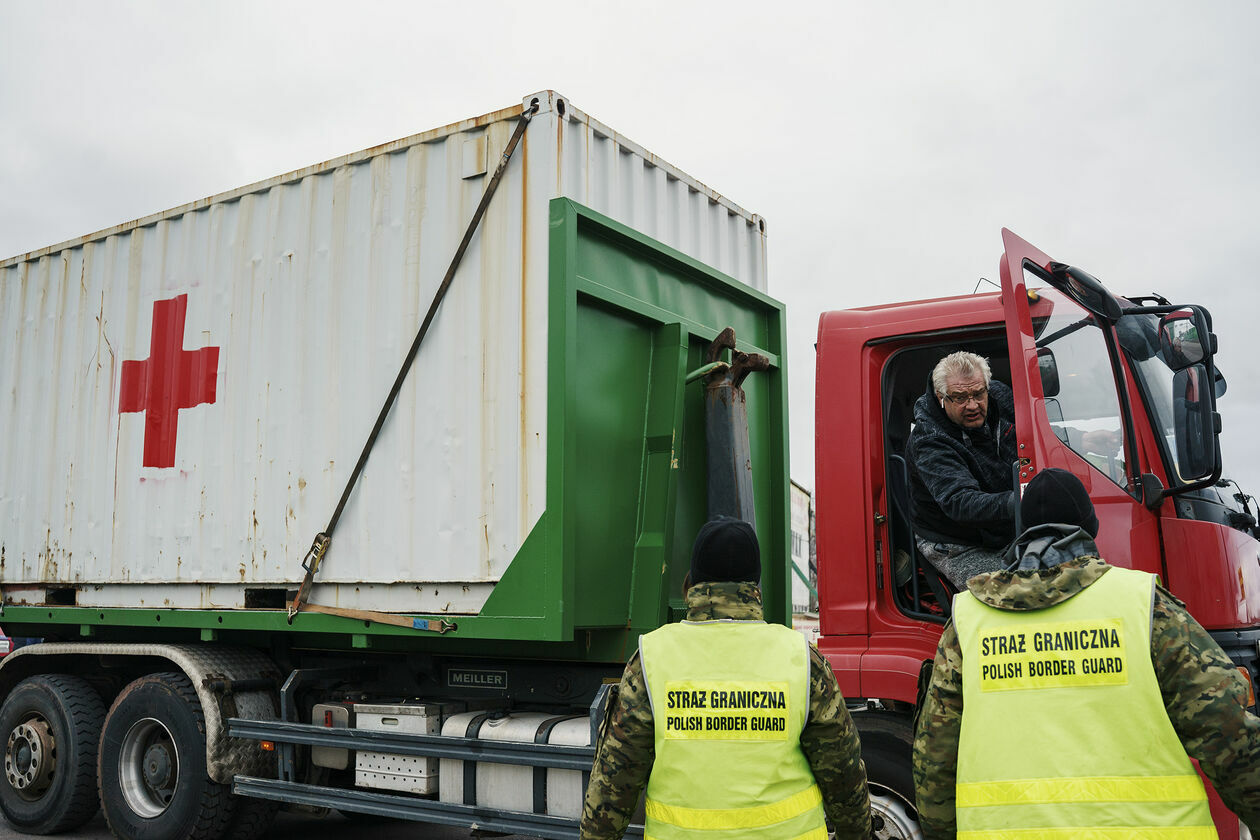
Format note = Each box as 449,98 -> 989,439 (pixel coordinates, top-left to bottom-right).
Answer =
906,379 -> 1019,549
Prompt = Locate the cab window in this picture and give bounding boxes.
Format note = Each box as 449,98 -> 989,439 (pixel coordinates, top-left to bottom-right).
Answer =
1029,270 -> 1129,489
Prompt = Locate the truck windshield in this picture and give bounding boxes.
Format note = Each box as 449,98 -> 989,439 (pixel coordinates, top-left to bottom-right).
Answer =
1116,311 -> 1198,486
1030,281 -> 1129,489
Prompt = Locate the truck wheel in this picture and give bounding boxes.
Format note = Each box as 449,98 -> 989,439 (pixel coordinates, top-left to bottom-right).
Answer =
854,711 -> 924,840
225,795 -> 277,840
0,674 -> 106,833
98,672 -> 234,840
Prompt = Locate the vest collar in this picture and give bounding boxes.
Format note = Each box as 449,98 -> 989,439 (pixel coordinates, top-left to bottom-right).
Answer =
1003,524 -> 1100,571
683,581 -> 764,622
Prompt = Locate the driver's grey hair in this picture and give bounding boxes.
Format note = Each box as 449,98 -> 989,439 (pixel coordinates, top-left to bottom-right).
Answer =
932,351 -> 993,396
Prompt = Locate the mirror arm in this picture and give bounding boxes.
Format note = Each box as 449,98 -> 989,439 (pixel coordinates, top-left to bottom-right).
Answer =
1120,305 -> 1186,316
1157,459 -> 1225,502
1140,473 -> 1165,510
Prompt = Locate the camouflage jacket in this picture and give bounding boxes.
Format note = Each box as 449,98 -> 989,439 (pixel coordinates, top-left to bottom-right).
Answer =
912,555 -> 1260,838
579,581 -> 873,840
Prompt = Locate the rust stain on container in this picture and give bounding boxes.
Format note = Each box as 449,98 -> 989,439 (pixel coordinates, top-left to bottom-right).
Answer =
40,529 -> 59,581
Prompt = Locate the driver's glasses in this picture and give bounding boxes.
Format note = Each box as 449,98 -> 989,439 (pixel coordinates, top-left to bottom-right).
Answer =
944,387 -> 988,405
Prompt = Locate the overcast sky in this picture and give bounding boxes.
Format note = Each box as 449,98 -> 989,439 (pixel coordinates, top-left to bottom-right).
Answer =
3,1 -> 1258,495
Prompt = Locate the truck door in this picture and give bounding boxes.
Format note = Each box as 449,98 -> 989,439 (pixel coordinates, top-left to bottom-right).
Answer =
998,229 -> 1163,574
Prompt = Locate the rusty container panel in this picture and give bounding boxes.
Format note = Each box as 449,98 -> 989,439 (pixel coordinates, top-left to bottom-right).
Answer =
0,91 -> 767,613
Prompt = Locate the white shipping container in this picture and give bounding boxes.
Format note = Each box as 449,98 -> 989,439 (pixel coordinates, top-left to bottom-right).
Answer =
0,91 -> 767,613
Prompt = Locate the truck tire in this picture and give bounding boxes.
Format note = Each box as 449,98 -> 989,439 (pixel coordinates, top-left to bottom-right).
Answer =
98,672 -> 235,840
0,674 -> 106,834
854,711 -> 924,840
225,795 -> 277,840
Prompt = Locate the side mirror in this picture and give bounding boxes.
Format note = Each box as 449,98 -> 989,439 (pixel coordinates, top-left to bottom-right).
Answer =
1037,347 -> 1060,398
1159,311 -> 1208,370
1172,364 -> 1218,480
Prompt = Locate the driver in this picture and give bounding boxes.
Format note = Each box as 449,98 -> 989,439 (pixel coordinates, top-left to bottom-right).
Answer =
906,351 -> 1019,588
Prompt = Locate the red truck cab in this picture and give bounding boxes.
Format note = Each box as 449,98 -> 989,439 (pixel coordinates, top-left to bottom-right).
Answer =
815,229 -> 1260,839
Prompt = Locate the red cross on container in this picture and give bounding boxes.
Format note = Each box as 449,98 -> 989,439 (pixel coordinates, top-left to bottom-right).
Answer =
119,294 -> 220,469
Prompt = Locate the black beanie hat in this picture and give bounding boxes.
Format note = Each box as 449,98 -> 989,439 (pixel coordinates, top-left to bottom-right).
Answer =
1020,468 -> 1099,538
689,516 -> 761,585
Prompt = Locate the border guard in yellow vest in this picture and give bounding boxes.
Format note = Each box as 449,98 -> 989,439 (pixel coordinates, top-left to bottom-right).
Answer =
580,516 -> 873,840
913,468 -> 1260,839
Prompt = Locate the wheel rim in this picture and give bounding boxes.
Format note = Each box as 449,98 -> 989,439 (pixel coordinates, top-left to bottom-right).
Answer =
118,717 -> 179,818
869,784 -> 924,840
5,716 -> 55,800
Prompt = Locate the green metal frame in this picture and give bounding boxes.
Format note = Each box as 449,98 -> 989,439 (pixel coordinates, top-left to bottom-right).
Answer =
0,199 -> 790,662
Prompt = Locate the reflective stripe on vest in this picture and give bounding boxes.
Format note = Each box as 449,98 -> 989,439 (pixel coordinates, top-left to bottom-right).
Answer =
645,828 -> 828,840
956,775 -> 1210,808
952,566 -> 1213,835
645,784 -> 822,829
957,829 -> 1218,840
639,620 -> 825,840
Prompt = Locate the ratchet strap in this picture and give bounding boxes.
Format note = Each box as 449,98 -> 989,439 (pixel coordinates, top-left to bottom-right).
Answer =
287,99 -> 539,627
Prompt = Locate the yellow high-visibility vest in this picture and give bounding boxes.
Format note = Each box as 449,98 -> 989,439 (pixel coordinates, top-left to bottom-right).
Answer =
953,565 -> 1215,840
638,619 -> 827,840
